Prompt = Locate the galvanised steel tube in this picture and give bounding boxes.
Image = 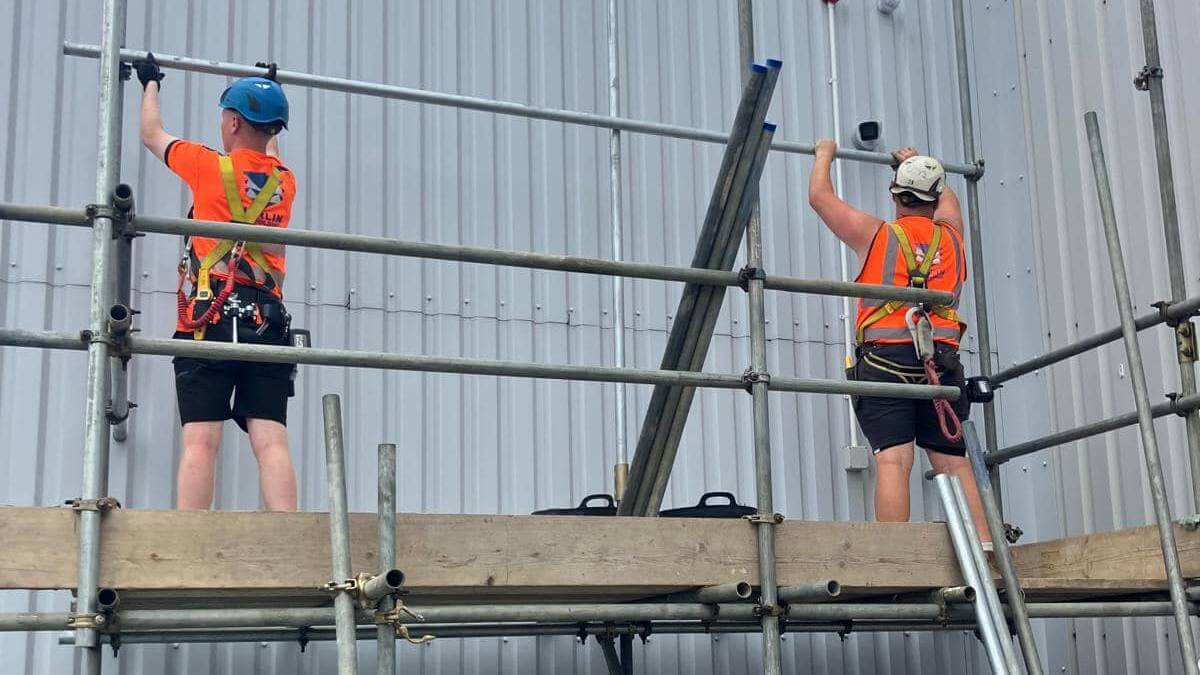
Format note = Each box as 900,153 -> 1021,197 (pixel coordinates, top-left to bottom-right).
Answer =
321,395 -> 359,674
61,43 -> 980,177
965,423 -> 1043,675
0,328 -> 959,401
933,474 -> 1007,672
0,328 -> 961,401
742,121 -> 783,675
1137,0 -> 1200,511
110,197 -> 133,444
59,620 -> 991,645
622,63 -> 773,516
949,0 -> 1004,508
778,580 -> 841,604
20,600 -> 1200,636
599,636 -> 623,675
657,582 -> 754,604
377,443 -> 397,675
992,295 -> 1200,385
0,201 -> 957,307
606,0 -> 629,498
1086,111 -> 1200,675
949,473 -> 1021,672
76,1 -> 125,670
988,393 -> 1200,465
642,116 -> 782,513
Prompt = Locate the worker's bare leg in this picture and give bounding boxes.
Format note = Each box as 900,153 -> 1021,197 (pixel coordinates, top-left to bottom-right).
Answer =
926,451 -> 992,543
247,418 -> 297,512
873,441 -> 916,522
178,421 -> 223,510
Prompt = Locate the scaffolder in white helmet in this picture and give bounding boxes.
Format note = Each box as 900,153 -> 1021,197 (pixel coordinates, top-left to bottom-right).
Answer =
807,140 -> 992,548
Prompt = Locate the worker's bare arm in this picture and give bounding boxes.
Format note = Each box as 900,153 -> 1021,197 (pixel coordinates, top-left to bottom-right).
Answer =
808,139 -> 880,257
139,82 -> 178,163
934,183 -> 964,233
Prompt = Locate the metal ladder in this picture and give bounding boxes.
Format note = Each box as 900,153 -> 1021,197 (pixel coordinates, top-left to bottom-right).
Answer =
932,421 -> 1043,674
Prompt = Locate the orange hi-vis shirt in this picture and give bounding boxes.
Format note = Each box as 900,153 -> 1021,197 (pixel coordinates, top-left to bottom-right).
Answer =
854,215 -> 967,347
165,140 -> 295,296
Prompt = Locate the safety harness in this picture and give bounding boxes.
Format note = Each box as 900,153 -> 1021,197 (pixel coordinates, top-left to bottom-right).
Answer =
859,222 -> 965,442
855,222 -> 964,344
176,156 -> 283,340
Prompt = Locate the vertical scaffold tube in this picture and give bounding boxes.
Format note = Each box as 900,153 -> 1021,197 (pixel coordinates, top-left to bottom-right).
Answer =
322,395 -> 360,674
1084,111 -> 1199,675
377,443 -> 397,674
76,0 -> 126,671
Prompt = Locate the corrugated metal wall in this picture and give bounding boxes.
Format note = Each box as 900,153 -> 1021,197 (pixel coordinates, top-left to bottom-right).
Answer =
0,0 -> 1197,673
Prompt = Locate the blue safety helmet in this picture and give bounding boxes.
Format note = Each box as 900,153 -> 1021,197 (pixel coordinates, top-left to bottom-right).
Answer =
218,77 -> 289,130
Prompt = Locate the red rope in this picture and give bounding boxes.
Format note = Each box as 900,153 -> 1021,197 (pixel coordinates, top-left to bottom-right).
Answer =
924,357 -> 963,442
176,248 -> 243,331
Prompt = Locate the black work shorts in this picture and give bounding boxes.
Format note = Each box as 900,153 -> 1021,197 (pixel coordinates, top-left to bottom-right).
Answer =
174,288 -> 294,432
847,342 -> 970,456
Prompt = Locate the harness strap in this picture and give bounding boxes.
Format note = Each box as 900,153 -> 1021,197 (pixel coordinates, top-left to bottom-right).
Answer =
218,155 -> 282,225
857,222 -> 964,343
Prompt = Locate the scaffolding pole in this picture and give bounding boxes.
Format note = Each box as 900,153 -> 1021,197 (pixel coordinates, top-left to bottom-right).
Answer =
74,1 -> 125,672
0,201 -> 956,307
950,0 -> 1003,507
992,294 -> 1200,385
606,0 -> 629,502
0,328 -> 961,401
1085,110 -> 1199,675
377,443 -> 397,675
322,395 -> 359,674
61,43 -> 981,177
1136,0 -> 1200,509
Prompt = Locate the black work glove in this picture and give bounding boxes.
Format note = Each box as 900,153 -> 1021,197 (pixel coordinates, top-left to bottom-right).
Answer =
255,61 -> 279,82
136,52 -> 164,90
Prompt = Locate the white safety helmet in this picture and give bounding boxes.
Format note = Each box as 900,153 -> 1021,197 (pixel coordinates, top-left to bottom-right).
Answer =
890,155 -> 946,202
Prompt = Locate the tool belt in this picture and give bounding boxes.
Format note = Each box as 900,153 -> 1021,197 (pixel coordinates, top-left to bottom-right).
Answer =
185,285 -> 291,345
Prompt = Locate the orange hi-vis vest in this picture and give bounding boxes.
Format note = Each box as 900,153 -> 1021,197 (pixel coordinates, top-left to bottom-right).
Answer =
854,215 -> 967,347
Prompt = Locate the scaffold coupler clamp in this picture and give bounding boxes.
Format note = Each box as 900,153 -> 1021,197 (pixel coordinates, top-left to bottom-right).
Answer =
1134,64 -> 1164,91
741,368 -> 770,394
754,603 -> 785,618
65,497 -> 122,513
836,620 -> 854,641
1166,392 -> 1192,418
66,612 -> 109,631
744,512 -> 784,525
966,158 -> 986,183
636,621 -> 653,644
1177,513 -> 1200,531
737,265 -> 766,292
374,602 -> 435,645
1152,300 -> 1197,362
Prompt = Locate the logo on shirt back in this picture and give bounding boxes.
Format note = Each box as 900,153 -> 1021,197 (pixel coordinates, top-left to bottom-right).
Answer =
245,172 -> 284,206
914,244 -> 946,281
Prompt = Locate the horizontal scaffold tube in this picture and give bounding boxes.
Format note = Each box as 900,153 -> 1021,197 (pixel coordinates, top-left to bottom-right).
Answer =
992,294 -> 1200,385
988,392 -> 1200,465
0,329 -> 961,401
0,201 -> 955,306
10,600 -> 1198,634
62,43 -> 979,177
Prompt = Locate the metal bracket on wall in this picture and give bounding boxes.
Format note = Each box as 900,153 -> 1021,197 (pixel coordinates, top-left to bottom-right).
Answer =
1133,65 -> 1164,91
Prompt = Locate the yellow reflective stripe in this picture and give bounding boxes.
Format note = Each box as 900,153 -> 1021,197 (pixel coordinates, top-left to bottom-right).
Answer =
217,156 -> 247,222
855,300 -> 902,343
